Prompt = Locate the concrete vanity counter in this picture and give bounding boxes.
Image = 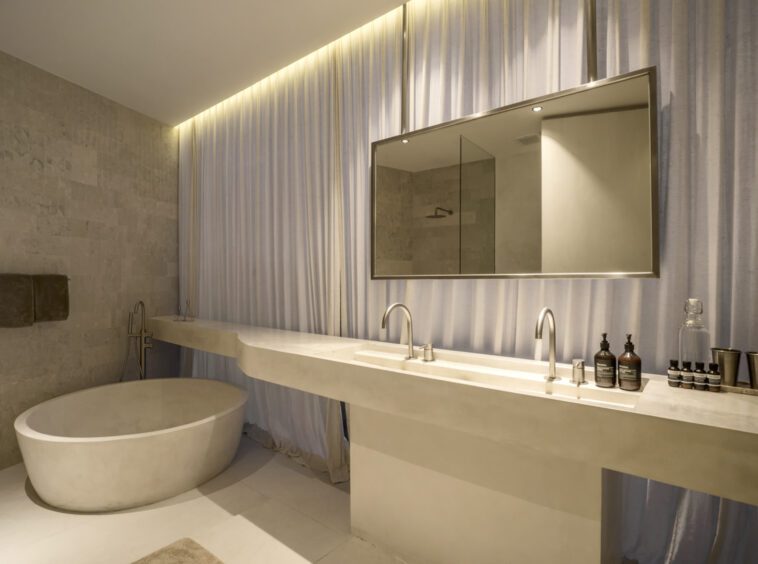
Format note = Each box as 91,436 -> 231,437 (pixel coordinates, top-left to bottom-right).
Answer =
151,316 -> 758,563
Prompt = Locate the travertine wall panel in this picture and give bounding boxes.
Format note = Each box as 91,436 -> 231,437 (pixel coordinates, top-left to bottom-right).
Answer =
375,165 -> 413,275
411,164 -> 459,275
0,51 -> 179,468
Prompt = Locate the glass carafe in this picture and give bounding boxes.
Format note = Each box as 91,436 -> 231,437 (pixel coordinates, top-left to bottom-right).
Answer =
678,298 -> 711,367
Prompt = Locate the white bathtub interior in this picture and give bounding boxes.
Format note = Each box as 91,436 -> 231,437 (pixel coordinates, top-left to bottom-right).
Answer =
15,378 -> 248,512
22,378 -> 247,439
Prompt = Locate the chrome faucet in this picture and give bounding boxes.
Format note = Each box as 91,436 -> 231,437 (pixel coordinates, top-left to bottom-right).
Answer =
535,307 -> 557,381
381,303 -> 415,360
128,300 -> 153,379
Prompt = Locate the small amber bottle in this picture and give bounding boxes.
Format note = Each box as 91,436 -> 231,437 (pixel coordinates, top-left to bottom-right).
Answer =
694,362 -> 707,391
680,361 -> 694,389
618,334 -> 642,391
594,333 -> 617,388
667,360 -> 681,388
707,363 -> 721,393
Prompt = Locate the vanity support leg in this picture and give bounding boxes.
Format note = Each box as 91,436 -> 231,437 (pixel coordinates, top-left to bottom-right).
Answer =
350,406 -> 602,564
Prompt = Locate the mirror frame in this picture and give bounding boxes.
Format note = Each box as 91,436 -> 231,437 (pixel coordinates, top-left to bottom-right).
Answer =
370,66 -> 659,280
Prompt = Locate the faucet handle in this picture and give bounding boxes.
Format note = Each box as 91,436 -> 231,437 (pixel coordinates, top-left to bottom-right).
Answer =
416,343 -> 435,362
572,359 -> 586,385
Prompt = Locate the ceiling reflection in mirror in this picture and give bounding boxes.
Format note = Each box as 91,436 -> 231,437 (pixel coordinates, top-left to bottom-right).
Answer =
372,68 -> 658,279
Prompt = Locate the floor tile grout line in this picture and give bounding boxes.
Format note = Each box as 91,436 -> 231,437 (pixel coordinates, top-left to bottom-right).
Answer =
233,468 -> 352,536
124,511 -> 242,564
198,492 -> 350,564
235,477 -> 352,538
313,535 -> 353,563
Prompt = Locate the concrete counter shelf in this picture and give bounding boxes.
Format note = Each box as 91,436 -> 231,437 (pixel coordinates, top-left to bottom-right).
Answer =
151,316 -> 758,563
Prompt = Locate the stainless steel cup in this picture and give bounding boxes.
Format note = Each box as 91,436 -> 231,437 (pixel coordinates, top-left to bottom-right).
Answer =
747,352 -> 758,390
712,348 -> 741,387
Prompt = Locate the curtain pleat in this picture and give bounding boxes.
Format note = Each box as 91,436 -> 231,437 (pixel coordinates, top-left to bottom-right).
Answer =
336,11 -> 404,343
338,0 -> 756,561
598,1 -> 758,562
178,46 -> 349,483
340,0 -> 755,407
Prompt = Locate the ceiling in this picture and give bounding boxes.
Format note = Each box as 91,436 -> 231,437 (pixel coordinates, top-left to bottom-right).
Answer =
0,0 -> 405,125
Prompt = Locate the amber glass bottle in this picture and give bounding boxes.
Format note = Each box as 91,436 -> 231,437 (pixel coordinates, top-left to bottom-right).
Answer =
680,361 -> 694,389
594,333 -> 617,388
618,334 -> 642,391
694,362 -> 707,391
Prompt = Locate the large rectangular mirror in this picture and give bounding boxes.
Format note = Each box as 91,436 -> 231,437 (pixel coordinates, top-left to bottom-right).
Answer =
372,67 -> 658,279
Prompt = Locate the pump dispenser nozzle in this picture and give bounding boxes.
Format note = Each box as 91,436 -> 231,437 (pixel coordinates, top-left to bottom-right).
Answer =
600,333 -> 610,350
624,334 -> 635,352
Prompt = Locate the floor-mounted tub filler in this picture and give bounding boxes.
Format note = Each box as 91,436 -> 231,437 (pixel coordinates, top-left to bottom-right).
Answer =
14,378 -> 247,512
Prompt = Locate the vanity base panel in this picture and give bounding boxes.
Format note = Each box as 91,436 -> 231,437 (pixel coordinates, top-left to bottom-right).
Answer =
350,406 -> 601,564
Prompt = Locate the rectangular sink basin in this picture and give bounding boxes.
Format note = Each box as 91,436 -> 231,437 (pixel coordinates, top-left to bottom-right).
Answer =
324,342 -> 641,409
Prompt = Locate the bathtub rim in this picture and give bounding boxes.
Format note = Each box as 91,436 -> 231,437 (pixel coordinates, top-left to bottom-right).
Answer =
14,377 -> 248,444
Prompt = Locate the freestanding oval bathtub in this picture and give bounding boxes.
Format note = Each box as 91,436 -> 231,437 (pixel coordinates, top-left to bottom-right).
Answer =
15,378 -> 247,512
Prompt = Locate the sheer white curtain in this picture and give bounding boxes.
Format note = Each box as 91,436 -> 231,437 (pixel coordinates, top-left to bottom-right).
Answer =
344,0 -> 756,393
343,0 -> 600,374
598,1 -> 758,562
178,0 -> 756,556
178,46 -> 348,482
338,0 -> 757,562
336,10 -> 403,342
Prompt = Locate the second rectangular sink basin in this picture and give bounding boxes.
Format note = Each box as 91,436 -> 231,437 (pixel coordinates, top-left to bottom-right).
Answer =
324,341 -> 641,409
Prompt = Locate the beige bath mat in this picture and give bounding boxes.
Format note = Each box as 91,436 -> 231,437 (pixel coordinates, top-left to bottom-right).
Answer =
132,538 -> 224,564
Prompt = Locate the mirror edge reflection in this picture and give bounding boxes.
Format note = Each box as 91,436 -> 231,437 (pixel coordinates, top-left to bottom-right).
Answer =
370,66 -> 660,280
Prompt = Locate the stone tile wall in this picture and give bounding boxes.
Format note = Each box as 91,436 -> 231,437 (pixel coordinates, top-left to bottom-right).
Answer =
0,51 -> 179,468
374,165 -> 413,275
376,159 -> 496,276
411,164 -> 460,275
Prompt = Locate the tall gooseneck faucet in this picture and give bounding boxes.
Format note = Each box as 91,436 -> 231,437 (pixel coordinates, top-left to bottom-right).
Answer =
381,303 -> 415,360
535,307 -> 557,381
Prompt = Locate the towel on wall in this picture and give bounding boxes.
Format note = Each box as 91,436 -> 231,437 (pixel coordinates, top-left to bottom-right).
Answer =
0,274 -> 34,327
33,274 -> 69,322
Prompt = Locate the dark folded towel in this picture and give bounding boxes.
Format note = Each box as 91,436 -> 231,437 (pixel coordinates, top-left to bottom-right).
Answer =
33,274 -> 69,322
0,274 -> 34,327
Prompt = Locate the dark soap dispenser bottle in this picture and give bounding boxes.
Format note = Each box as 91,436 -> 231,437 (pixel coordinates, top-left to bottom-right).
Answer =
594,333 -> 617,388
618,334 -> 642,391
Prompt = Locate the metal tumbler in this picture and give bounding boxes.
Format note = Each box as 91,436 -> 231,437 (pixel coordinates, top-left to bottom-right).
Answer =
711,347 -> 742,387
747,351 -> 758,390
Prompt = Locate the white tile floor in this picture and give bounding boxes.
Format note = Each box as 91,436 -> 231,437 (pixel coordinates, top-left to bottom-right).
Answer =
0,437 -> 404,564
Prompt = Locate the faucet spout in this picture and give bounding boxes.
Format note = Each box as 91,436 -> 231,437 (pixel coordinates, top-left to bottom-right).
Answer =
381,303 -> 415,360
535,307 -> 557,380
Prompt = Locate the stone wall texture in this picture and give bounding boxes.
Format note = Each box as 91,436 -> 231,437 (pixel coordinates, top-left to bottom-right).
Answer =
0,50 -> 179,469
411,164 -> 460,275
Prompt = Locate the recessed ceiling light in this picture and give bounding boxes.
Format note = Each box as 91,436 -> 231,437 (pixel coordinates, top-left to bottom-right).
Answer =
532,106 -> 543,113
401,138 -> 409,144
